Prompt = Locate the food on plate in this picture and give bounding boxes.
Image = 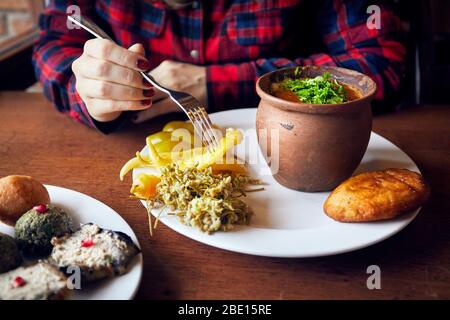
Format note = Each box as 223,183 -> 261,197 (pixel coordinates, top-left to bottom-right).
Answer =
146,121 -> 194,153
15,204 -> 74,255
0,233 -> 22,273
121,121 -> 263,234
50,223 -> 140,282
0,180 -> 141,297
140,120 -> 217,155
134,164 -> 261,233
324,168 -> 430,222
0,261 -> 69,300
130,173 -> 160,200
0,175 -> 50,226
120,127 -> 245,180
271,71 -> 361,104
162,120 -> 195,133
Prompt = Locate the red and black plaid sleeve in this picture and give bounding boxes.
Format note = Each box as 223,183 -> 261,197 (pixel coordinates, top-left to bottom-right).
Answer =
32,0 -> 130,133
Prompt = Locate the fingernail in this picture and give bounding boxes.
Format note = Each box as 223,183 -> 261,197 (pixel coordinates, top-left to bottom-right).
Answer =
141,99 -> 152,106
142,77 -> 153,87
136,59 -> 150,71
143,89 -> 154,97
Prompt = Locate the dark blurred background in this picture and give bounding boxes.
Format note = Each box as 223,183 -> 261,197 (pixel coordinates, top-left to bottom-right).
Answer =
0,0 -> 449,106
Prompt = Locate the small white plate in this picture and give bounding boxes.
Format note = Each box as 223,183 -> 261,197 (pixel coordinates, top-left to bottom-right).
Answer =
134,108 -> 422,258
0,185 -> 143,300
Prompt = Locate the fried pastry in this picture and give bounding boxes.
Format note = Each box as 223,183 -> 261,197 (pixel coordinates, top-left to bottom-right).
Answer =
324,168 -> 430,222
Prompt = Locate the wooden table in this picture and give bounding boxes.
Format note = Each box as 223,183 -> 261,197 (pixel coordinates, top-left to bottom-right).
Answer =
1,91 -> 449,300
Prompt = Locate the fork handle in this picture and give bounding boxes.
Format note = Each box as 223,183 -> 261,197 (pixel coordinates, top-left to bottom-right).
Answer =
68,15 -> 172,96
140,73 -> 172,96
68,15 -> 113,41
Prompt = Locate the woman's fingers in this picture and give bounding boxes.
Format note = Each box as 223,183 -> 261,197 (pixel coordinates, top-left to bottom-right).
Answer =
83,39 -> 150,71
87,97 -> 152,112
72,40 -> 156,122
152,87 -> 168,102
73,55 -> 151,89
83,96 -> 152,121
128,43 -> 145,56
76,77 -> 154,100
132,97 -> 181,123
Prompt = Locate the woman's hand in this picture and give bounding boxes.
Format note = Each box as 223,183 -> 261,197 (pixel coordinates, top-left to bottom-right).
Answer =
132,60 -> 207,123
72,39 -> 154,122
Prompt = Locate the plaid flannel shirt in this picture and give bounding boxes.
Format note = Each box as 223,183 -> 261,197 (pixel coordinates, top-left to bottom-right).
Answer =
33,0 -> 406,133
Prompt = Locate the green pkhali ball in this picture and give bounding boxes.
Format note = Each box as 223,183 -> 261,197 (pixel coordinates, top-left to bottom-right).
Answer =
0,233 -> 22,273
15,204 -> 73,256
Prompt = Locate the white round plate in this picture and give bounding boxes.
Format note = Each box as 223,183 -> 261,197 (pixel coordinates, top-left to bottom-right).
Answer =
0,186 -> 143,300
133,108 -> 422,258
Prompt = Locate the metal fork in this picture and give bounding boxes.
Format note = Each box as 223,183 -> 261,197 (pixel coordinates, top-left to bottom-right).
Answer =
67,15 -> 221,151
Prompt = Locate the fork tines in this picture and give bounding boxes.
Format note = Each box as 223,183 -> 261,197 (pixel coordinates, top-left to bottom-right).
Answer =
186,107 -> 221,152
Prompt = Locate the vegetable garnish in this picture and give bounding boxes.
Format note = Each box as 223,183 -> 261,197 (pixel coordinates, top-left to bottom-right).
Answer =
12,276 -> 27,288
33,204 -> 48,214
81,238 -> 94,248
281,72 -> 347,104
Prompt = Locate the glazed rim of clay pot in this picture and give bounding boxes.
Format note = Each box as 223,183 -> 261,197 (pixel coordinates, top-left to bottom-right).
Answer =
256,66 -> 377,114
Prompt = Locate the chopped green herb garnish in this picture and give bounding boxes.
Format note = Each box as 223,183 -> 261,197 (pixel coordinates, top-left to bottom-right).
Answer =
282,72 -> 347,104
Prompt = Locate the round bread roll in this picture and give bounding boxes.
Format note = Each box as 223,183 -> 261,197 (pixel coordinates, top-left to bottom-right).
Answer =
0,175 -> 50,226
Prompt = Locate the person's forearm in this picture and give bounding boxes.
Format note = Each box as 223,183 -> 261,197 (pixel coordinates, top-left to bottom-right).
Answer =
33,38 -> 90,126
32,3 -> 95,127
34,38 -> 132,133
33,3 -> 132,133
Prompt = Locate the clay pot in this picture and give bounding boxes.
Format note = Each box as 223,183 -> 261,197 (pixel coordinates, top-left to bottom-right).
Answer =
256,66 -> 376,192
